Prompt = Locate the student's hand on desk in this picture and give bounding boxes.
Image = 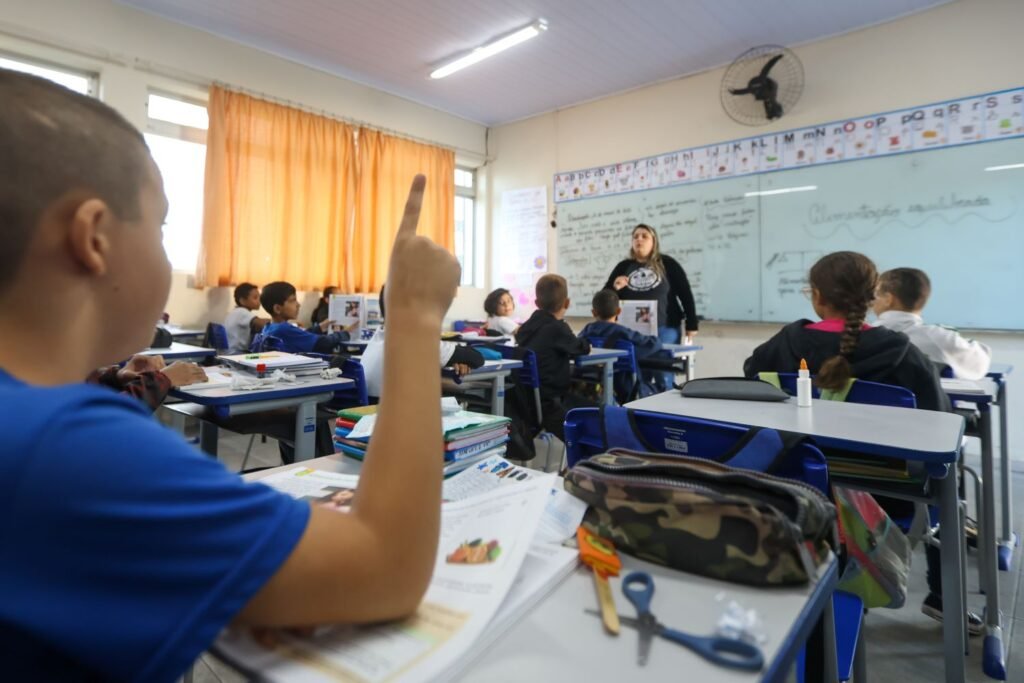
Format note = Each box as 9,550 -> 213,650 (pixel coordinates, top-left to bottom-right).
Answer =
162,362 -> 208,387
116,354 -> 165,383
344,321 -> 360,334
385,175 -> 460,325
452,363 -> 471,377
613,276 -> 629,290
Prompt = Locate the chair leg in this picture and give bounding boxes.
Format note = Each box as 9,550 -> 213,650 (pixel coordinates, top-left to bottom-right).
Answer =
239,433 -> 257,472
962,464 -> 984,590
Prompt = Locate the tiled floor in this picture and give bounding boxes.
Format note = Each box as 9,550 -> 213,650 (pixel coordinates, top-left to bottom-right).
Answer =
181,423 -> 1024,683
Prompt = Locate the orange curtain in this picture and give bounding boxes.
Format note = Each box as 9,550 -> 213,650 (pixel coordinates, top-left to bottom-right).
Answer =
197,86 -> 356,289
348,128 -> 455,294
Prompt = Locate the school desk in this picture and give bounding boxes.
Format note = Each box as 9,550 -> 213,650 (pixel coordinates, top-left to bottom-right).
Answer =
240,455 -> 840,683
168,375 -> 354,461
660,342 -> 703,381
573,348 -> 629,407
986,364 -> 1016,570
160,324 -> 206,343
941,379 -> 1006,679
625,391 -> 970,683
445,358 -> 524,415
138,342 -> 216,362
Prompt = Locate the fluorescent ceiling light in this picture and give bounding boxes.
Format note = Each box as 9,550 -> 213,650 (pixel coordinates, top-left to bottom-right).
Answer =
985,163 -> 1024,172
744,185 -> 817,197
431,20 -> 547,79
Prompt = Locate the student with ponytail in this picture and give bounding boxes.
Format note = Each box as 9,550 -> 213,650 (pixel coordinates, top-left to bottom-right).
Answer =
743,251 -> 980,633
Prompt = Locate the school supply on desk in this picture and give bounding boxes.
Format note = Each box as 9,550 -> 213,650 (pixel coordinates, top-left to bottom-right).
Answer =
216,473 -> 574,683
565,450 -> 836,586
578,527 -> 622,634
679,377 -> 790,402
590,571 -> 763,671
219,351 -> 327,376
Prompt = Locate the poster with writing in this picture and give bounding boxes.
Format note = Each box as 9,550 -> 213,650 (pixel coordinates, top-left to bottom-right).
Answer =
986,90 -> 1024,138
496,187 -> 548,320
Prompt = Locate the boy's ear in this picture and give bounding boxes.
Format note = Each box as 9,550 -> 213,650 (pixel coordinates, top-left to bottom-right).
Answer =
616,307 -> 622,317
67,198 -> 114,277
563,298 -> 570,310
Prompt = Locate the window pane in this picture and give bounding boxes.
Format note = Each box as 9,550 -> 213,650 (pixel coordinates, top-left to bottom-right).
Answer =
0,56 -> 91,94
455,168 -> 474,189
455,196 -> 475,286
145,133 -> 206,272
148,93 -> 209,130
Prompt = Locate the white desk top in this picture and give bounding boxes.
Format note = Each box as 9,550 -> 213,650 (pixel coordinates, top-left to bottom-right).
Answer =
574,348 -> 628,363
138,342 -> 216,359
172,375 -> 352,404
160,324 -> 205,338
246,455 -> 835,683
988,362 -> 1014,377
626,391 -> 964,463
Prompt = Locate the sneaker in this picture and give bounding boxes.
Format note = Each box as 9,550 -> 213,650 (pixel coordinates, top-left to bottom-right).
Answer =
965,517 -> 979,549
921,593 -> 984,636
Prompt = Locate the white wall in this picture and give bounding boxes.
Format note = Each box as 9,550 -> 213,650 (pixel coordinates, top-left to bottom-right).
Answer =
0,0 -> 489,327
489,0 -> 1024,456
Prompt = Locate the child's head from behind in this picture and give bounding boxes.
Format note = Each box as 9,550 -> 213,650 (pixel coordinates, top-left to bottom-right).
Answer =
874,268 -> 930,315
234,283 -> 260,310
0,69 -> 169,365
261,281 -> 299,320
807,252 -> 878,390
592,289 -> 620,322
484,288 -> 514,318
535,275 -> 570,317
320,286 -> 337,304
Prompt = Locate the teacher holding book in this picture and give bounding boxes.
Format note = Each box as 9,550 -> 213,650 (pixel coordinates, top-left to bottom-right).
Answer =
604,223 -> 699,345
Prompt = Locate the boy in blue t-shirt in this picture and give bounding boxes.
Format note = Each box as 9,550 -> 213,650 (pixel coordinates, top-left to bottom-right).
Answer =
578,289 -> 664,400
259,281 -> 353,354
0,68 -> 460,682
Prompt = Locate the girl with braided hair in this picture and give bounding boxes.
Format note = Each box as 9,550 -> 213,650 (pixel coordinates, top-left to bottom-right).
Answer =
744,251 -> 982,634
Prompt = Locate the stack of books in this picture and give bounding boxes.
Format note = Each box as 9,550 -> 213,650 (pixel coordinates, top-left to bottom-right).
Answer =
334,406 -> 512,475
218,351 -> 328,377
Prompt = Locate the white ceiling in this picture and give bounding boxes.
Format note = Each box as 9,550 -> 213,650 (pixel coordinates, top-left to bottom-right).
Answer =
119,0 -> 950,126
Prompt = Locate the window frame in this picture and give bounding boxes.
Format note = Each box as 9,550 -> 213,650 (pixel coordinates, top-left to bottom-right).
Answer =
146,90 -> 208,145
454,166 -> 480,287
0,50 -> 97,96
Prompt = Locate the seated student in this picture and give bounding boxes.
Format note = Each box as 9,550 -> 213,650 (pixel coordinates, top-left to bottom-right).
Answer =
873,268 -> 992,380
89,354 -> 207,411
483,288 -> 518,335
0,70 -> 457,681
743,251 -> 980,633
361,286 -> 484,398
310,285 -> 337,334
225,282 -> 271,354
515,274 -> 592,440
260,281 -> 353,354
578,289 -> 663,400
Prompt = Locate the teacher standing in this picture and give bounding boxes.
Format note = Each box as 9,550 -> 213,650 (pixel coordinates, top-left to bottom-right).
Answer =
604,223 -> 699,344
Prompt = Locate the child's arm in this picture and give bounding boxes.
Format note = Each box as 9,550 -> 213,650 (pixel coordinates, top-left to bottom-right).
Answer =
626,328 -> 663,357
556,322 -> 591,356
236,175 -> 459,626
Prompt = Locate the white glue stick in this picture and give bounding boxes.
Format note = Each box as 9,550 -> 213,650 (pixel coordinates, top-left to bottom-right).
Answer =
797,358 -> 813,407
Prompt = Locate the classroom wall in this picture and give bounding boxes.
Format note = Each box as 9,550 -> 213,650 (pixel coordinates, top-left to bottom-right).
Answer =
489,0 -> 1024,457
0,0 -> 490,328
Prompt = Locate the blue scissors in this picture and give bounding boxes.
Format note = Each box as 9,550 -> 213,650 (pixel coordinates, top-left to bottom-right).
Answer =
617,571 -> 764,670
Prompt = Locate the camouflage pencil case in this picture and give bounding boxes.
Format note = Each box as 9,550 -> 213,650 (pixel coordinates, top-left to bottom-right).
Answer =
565,449 -> 837,586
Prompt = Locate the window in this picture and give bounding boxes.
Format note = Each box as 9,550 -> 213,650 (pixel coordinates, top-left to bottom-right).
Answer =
0,53 -> 94,95
454,167 -> 479,287
144,92 -> 208,272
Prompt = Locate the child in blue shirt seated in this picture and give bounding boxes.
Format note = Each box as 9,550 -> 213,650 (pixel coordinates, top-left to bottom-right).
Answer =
578,289 -> 663,401
0,68 -> 459,682
260,281 -> 354,354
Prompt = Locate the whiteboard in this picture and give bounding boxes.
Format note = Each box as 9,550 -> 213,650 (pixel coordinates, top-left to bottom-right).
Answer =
557,137 -> 1024,329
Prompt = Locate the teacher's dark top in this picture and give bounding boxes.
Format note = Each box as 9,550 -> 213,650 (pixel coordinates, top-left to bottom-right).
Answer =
604,255 -> 699,332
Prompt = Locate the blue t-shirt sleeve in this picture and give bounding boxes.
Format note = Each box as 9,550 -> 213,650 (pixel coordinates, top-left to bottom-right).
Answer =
2,391 -> 309,682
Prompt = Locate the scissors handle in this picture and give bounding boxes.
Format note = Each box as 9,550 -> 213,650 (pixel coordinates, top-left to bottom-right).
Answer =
660,628 -> 764,672
621,571 -> 655,614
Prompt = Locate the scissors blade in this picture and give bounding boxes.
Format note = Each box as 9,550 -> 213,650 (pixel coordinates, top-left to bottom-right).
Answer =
636,615 -> 658,666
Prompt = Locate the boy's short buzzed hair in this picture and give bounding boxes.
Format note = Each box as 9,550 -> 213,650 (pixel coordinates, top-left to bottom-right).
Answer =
234,283 -> 258,306
535,274 -> 569,313
260,281 -> 296,316
0,68 -> 151,293
592,289 -> 619,320
879,268 -> 932,311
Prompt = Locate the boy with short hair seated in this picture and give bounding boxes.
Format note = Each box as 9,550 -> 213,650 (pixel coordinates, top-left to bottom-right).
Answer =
224,282 -> 270,354
260,281 -> 353,354
515,274 -> 591,440
0,68 -> 458,681
873,267 -> 992,380
579,289 -> 663,401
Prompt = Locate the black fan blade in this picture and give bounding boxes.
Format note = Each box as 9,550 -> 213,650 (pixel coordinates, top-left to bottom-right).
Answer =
759,54 -> 784,80
764,98 -> 783,120
729,86 -> 754,96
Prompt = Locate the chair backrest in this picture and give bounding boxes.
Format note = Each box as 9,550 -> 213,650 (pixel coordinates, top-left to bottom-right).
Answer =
204,322 -> 229,352
564,406 -> 829,495
768,372 -> 917,409
249,332 -> 283,353
585,335 -> 642,403
334,358 -> 368,407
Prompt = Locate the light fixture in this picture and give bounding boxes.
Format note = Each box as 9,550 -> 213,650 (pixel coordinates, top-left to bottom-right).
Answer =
984,163 -> 1024,172
744,185 -> 817,197
430,20 -> 547,80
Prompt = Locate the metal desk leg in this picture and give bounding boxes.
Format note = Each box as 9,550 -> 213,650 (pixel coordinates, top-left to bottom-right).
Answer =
978,406 -> 1006,679
996,380 -> 1015,571
602,360 -> 615,406
293,399 -> 318,462
822,595 -> 838,683
199,421 -> 219,457
492,374 -> 506,415
938,466 -> 967,683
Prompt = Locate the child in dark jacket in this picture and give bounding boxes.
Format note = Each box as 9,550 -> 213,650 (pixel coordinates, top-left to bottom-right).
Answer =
579,289 -> 663,401
743,250 -> 977,634
515,274 -> 591,440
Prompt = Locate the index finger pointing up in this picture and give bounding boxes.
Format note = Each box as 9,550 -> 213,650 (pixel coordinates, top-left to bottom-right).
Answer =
398,174 -> 427,237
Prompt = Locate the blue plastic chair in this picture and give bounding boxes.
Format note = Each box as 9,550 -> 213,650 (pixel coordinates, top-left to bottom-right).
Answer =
583,336 -> 650,404
203,322 -> 229,352
767,372 -> 917,409
249,332 -> 284,353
